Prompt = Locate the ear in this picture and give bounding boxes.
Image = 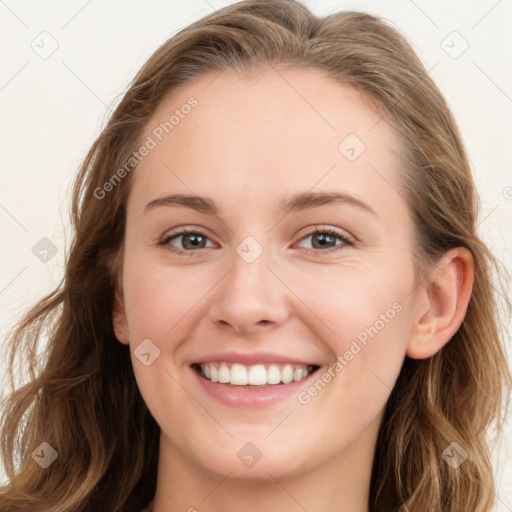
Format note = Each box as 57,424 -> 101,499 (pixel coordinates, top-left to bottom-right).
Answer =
406,247 -> 474,359
112,280 -> 130,345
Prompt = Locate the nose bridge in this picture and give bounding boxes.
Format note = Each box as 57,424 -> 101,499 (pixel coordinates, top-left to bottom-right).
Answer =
208,235 -> 288,332
233,238 -> 271,292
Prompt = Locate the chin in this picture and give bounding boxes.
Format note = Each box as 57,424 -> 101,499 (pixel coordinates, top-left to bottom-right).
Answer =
182,434 -> 313,482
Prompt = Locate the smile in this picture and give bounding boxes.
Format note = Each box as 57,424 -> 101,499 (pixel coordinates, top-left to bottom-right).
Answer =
195,362 -> 318,387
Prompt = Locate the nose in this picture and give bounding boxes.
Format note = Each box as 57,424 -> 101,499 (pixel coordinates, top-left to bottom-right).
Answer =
208,243 -> 289,336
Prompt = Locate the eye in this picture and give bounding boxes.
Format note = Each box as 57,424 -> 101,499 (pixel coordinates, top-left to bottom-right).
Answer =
295,226 -> 353,254
158,228 -> 215,256
157,225 -> 353,257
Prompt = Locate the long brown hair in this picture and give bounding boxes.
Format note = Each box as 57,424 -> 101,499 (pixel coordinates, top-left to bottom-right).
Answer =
1,1 -> 510,511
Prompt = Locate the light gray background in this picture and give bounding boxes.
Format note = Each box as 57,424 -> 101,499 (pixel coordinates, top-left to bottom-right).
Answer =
1,0 -> 511,509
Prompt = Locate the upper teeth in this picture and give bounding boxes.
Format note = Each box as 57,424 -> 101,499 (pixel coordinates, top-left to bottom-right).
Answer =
199,362 -> 313,386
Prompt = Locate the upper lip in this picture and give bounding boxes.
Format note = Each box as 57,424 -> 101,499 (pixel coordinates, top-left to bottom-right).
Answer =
192,351 -> 320,366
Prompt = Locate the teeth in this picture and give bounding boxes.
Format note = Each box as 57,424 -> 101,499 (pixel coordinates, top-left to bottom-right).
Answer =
248,364 -> 266,385
218,363 -> 230,384
231,363 -> 248,385
198,362 -> 314,386
267,365 -> 281,385
294,367 -> 307,381
281,364 -> 294,384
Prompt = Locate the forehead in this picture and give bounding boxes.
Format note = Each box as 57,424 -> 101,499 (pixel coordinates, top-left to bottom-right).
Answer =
130,65 -> 405,219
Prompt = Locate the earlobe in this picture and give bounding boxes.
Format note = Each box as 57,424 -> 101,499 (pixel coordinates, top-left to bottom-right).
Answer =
112,286 -> 130,345
406,247 -> 474,359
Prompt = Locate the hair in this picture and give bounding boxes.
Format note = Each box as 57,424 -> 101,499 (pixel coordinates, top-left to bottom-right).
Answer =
1,1 -> 510,511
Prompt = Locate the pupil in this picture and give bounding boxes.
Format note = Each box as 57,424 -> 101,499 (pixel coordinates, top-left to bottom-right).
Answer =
183,234 -> 205,249
313,233 -> 335,249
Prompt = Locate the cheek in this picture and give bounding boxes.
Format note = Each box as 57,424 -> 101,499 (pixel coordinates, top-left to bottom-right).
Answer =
289,259 -> 411,342
122,256 -> 214,342
288,259 -> 413,399
121,260 -> 209,435
287,268 -> 412,452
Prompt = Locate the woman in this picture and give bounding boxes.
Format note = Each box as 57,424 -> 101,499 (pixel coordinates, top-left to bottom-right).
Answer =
1,1 -> 510,511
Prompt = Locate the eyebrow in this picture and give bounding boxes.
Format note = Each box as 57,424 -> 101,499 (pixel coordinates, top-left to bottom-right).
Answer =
144,191 -> 377,217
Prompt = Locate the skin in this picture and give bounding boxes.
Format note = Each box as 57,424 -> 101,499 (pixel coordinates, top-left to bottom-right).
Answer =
113,65 -> 474,512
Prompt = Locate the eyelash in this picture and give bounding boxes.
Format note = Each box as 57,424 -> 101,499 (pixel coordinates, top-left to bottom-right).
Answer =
157,226 -> 354,257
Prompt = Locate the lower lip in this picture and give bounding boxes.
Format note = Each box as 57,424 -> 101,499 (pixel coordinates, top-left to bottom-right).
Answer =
191,366 -> 318,408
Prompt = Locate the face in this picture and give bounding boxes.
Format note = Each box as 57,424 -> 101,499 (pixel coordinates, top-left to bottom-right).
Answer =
114,65 -> 420,482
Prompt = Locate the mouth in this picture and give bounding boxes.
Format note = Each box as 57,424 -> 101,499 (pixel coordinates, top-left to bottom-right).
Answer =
192,362 -> 320,388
